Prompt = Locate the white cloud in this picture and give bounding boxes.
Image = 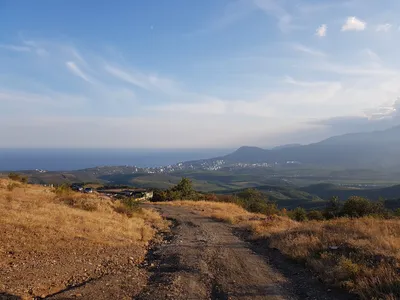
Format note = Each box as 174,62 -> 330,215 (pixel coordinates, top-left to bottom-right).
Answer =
292,44 -> 326,57
363,49 -> 381,63
22,40 -> 49,57
66,61 -> 93,83
342,16 -> 367,31
0,44 -> 31,52
316,24 -> 327,37
376,23 -> 392,32
284,77 -> 336,88
105,65 -> 179,95
253,0 -> 297,32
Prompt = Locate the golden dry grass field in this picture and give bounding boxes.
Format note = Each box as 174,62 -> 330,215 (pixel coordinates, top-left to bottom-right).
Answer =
0,179 -> 168,299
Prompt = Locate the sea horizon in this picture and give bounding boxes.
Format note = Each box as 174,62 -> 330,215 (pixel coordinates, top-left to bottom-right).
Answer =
0,148 -> 234,171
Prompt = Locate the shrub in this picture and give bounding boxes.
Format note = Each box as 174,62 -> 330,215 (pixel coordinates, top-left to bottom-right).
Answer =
307,210 -> 325,221
235,188 -> 279,215
341,196 -> 387,218
8,172 -> 27,183
171,177 -> 194,198
324,196 -> 341,219
289,207 -> 308,222
114,197 -> 142,217
54,184 -> 72,196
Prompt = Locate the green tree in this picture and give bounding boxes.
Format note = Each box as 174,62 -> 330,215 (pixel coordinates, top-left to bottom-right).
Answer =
236,188 -> 278,215
324,196 -> 341,219
172,177 -> 194,199
341,196 -> 372,217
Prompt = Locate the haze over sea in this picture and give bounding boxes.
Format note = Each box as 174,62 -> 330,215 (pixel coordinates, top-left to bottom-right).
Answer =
0,149 -> 232,171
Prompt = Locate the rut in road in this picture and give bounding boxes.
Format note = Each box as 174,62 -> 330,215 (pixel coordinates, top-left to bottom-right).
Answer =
136,205 -> 295,300
137,204 -> 357,300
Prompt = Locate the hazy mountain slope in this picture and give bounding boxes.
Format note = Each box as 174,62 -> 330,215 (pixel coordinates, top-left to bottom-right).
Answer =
300,183 -> 400,201
221,125 -> 400,168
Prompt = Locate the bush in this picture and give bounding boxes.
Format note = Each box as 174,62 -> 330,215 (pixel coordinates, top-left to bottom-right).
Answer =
341,196 -> 387,218
307,210 -> 325,221
114,197 -> 142,217
8,172 -> 27,183
289,207 -> 308,222
54,184 -> 72,196
171,177 -> 195,199
394,208 -> 400,217
235,188 -> 279,215
324,196 -> 341,219
151,178 -> 199,202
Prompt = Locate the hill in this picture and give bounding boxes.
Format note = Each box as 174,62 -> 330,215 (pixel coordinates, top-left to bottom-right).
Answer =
201,125 -> 400,168
0,179 -> 167,299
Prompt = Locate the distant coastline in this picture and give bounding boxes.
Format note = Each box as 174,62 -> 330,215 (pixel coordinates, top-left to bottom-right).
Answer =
0,148 -> 233,171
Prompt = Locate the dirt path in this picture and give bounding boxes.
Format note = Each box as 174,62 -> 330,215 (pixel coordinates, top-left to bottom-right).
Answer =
11,204 -> 356,300
135,205 -> 337,300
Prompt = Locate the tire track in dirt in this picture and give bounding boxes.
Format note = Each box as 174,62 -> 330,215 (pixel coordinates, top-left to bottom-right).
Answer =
136,205 -> 296,300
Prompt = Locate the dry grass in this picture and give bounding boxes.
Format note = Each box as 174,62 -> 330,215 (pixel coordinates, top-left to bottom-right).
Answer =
160,200 -> 400,299
0,179 -> 168,253
0,179 -> 169,298
270,218 -> 400,300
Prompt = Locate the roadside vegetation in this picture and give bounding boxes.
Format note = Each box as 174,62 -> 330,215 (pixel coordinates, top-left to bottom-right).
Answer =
156,178 -> 400,300
0,178 -> 168,298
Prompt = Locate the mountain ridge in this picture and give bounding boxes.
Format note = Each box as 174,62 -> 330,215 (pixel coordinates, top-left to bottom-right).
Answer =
188,125 -> 400,169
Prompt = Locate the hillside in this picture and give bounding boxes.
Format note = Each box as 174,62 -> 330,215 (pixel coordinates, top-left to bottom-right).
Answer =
205,125 -> 400,168
0,179 -> 167,299
301,183 -> 400,202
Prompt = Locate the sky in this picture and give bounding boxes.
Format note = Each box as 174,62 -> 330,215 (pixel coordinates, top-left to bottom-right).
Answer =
1,0 -> 400,149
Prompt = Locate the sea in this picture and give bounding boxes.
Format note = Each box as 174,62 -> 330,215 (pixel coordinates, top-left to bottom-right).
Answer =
0,148 -> 232,171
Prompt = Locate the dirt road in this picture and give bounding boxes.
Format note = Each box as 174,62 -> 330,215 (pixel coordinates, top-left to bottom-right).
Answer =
13,204 -> 355,300
136,205 -> 355,300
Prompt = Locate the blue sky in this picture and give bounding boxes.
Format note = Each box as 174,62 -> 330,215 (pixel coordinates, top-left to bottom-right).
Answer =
1,0 -> 400,148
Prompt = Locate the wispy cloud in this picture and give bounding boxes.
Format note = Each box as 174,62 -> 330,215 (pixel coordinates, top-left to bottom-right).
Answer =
66,61 -> 94,83
284,76 -> 336,88
316,24 -> 327,37
253,0 -> 297,32
292,44 -> 326,57
105,64 -> 179,95
313,62 -> 397,76
363,49 -> 382,63
342,16 -> 367,31
376,23 -> 392,32
0,44 -> 31,52
22,40 -> 49,56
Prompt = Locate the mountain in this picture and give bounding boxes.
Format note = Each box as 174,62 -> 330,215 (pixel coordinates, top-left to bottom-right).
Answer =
272,144 -> 302,150
196,125 -> 400,168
